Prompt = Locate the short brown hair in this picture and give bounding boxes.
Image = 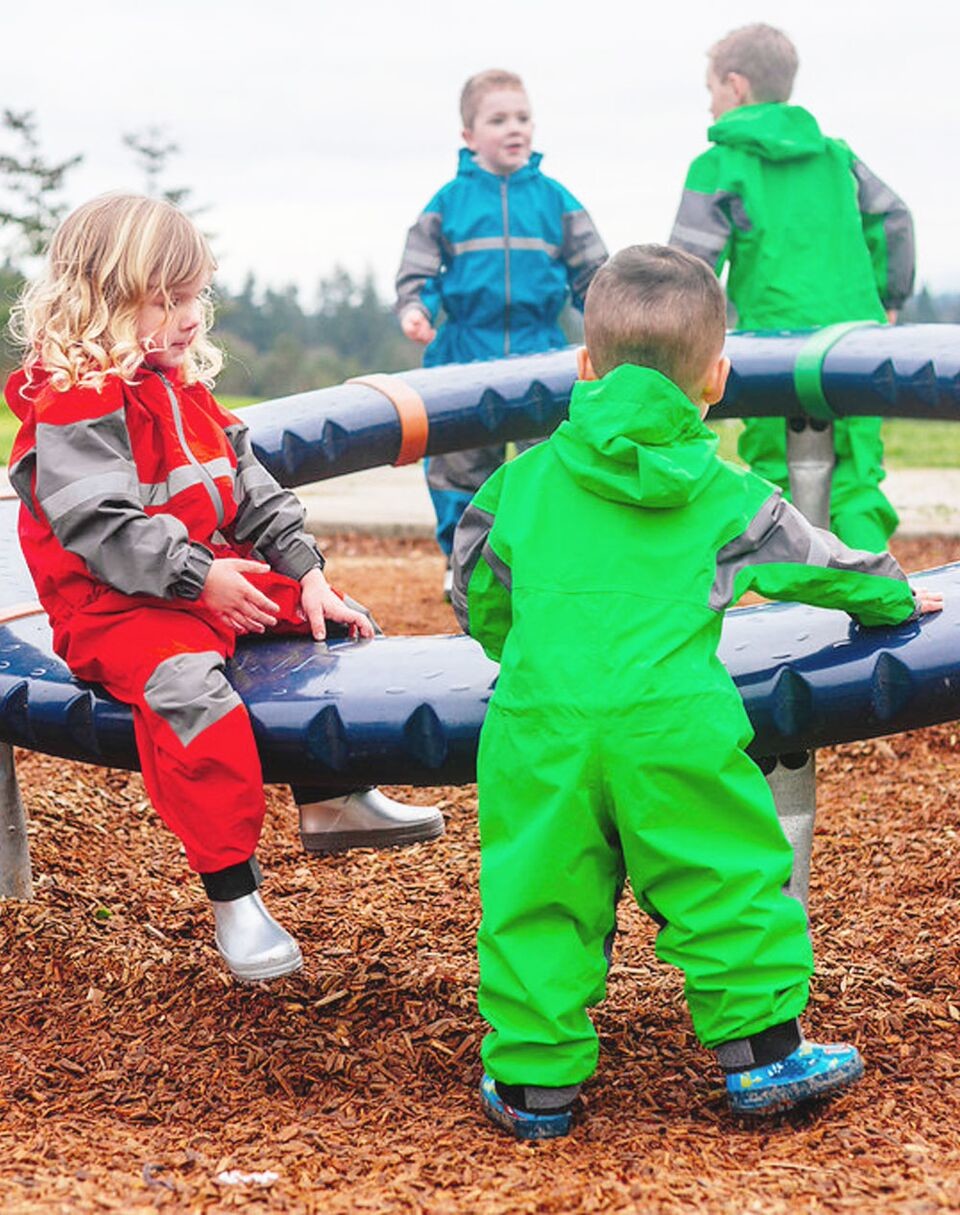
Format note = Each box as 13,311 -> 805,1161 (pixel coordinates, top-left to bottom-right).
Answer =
583,245 -> 726,390
709,23 -> 798,103
460,69 -> 526,128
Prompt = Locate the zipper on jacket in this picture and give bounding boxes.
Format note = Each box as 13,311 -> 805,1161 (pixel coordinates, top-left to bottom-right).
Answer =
500,178 -> 511,356
156,371 -> 225,528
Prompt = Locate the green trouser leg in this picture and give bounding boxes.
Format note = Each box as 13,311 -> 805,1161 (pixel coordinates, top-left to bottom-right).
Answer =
478,706 -> 623,1088
738,416 -> 897,552
605,706 -> 812,1047
478,700 -> 813,1087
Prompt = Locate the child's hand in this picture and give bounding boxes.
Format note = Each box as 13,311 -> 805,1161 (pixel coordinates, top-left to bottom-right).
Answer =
915,588 -> 944,614
400,308 -> 436,345
300,568 -> 376,641
200,558 -> 280,633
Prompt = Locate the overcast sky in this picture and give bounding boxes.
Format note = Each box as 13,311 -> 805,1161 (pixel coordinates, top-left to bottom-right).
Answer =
4,0 -> 957,305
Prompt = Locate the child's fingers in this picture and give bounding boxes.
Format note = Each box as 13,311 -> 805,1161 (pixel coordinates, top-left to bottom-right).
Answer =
242,585 -> 281,615
915,588 -> 944,614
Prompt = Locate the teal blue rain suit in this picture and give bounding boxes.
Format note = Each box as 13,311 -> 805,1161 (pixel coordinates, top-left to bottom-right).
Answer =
451,365 -> 917,1088
395,149 -> 607,556
670,104 -> 915,551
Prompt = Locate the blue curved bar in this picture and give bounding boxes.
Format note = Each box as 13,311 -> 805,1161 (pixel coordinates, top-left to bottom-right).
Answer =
241,325 -> 960,487
2,505 -> 959,782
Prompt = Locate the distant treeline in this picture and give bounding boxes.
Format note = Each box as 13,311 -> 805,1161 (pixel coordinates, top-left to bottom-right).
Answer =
2,261 -> 957,401
213,268 -> 416,397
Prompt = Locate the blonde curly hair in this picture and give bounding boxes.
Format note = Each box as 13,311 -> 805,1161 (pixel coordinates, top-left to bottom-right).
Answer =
10,192 -> 222,391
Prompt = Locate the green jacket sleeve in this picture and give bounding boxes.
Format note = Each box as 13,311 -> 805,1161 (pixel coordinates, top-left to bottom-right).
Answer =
850,155 -> 915,310
714,490 -> 917,627
668,149 -> 737,274
450,466 -> 513,661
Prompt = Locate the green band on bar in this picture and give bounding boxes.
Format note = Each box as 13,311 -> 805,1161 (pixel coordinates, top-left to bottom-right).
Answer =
793,322 -> 879,420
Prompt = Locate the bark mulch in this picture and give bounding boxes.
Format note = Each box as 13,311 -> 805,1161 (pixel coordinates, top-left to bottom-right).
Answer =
1,536 -> 958,1214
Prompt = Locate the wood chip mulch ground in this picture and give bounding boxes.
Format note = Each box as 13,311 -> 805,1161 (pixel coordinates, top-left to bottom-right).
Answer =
1,535 -> 958,1214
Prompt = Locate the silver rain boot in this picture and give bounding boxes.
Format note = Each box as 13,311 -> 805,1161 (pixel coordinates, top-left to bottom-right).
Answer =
212,890 -> 303,982
298,787 -> 445,853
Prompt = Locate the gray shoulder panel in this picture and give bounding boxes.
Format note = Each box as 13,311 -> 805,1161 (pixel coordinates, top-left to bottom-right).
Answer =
669,189 -> 740,267
711,491 -> 904,612
395,210 -> 444,315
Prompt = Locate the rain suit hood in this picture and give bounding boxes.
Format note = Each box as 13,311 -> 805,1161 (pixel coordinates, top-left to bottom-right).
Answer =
551,365 -> 719,509
707,104 -> 825,162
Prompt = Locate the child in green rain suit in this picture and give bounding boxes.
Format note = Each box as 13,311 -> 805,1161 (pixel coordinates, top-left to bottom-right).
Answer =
669,23 -> 915,551
451,245 -> 940,1139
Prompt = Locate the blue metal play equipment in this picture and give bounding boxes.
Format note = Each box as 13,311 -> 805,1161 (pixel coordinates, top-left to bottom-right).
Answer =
3,323 -> 960,899
241,323 -> 960,487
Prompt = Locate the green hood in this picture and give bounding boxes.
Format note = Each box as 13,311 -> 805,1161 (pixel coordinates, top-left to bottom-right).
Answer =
551,364 -> 720,508
708,103 -> 825,162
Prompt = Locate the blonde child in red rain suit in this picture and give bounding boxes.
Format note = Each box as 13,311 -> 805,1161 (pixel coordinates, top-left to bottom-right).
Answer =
5,193 -> 440,982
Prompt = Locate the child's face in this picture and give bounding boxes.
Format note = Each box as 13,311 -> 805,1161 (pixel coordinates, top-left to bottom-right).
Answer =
137,270 -> 211,371
463,88 -> 533,176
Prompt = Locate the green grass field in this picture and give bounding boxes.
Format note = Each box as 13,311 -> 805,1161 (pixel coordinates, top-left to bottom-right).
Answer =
1,396 -> 959,470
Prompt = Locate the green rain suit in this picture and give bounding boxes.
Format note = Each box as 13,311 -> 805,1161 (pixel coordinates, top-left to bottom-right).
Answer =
451,364 -> 917,1089
670,103 -> 915,551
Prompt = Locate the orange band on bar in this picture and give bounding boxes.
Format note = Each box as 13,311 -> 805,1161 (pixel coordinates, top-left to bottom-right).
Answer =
0,600 -> 44,624
0,486 -> 19,500
348,373 -> 429,466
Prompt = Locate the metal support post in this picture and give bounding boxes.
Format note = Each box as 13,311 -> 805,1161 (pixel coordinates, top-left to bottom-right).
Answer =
763,751 -> 816,910
0,742 -> 33,899
786,418 -> 834,530
777,421 -> 832,910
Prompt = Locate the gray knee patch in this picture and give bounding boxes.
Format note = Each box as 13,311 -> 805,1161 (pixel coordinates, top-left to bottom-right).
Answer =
144,650 -> 243,746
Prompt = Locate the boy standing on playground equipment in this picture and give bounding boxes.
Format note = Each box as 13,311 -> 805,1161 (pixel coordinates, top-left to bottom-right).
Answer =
6,194 -> 442,984
395,68 -> 608,590
670,23 -> 914,552
452,244 -> 941,1138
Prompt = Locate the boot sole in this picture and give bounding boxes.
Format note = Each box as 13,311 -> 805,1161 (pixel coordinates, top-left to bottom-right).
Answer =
221,948 -> 304,984
300,818 -> 445,854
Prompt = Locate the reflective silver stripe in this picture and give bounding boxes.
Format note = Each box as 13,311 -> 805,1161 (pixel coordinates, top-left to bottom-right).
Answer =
157,372 -> 224,528
450,502 -> 495,631
144,651 -> 243,747
139,457 -> 234,508
711,491 -> 905,612
669,189 -> 740,267
41,468 -> 139,524
449,236 -> 561,257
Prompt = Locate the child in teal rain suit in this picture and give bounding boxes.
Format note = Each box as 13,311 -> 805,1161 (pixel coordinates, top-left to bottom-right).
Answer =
669,23 -> 915,552
451,245 -> 940,1139
395,68 -> 607,574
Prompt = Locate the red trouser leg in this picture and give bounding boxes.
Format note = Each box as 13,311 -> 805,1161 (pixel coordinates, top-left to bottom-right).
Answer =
59,574 -> 310,874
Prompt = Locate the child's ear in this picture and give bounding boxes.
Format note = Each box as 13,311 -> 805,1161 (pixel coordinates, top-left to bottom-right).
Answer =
462,126 -> 475,150
701,354 -> 730,409
576,346 -> 598,381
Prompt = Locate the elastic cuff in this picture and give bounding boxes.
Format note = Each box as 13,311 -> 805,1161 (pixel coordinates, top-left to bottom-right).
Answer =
715,1018 -> 802,1073
269,538 -> 325,581
200,856 -> 262,901
494,1081 -> 581,1113
174,542 -> 215,600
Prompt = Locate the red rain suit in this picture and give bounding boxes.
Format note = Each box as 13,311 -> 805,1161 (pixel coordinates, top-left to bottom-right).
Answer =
7,365 -> 324,873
